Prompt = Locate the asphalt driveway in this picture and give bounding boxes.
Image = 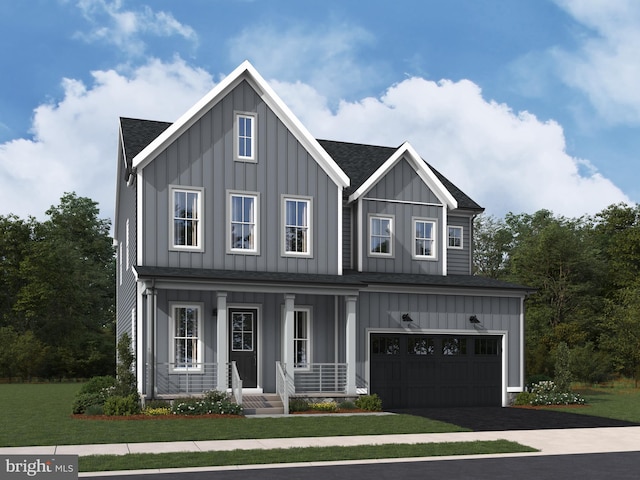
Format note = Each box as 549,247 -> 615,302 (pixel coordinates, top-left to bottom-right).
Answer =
390,406 -> 640,431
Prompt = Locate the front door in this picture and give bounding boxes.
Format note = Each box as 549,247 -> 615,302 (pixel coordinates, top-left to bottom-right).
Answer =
229,308 -> 258,388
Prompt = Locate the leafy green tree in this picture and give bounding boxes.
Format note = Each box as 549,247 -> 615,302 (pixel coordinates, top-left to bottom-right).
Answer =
0,215 -> 32,330
473,214 -> 513,278
11,193 -> 115,378
599,284 -> 640,385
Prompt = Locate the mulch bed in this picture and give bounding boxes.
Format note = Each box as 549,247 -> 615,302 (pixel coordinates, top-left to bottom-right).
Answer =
72,414 -> 243,420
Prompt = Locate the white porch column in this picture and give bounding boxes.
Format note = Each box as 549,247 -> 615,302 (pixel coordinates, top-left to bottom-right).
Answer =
145,286 -> 157,398
345,295 -> 358,395
216,292 -> 228,392
283,294 -> 296,374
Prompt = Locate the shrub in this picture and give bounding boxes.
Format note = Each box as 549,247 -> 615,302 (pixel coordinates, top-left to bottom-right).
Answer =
85,404 -> 105,416
309,401 -> 338,412
554,342 -> 572,393
519,381 -> 586,406
203,390 -> 229,402
144,399 -> 171,409
288,398 -> 311,412
103,394 -> 141,416
143,407 -> 171,416
72,376 -> 117,414
171,395 -> 243,416
78,376 -> 117,395
355,394 -> 383,411
338,400 -> 357,410
72,392 -> 105,414
513,391 -> 534,406
115,334 -> 136,397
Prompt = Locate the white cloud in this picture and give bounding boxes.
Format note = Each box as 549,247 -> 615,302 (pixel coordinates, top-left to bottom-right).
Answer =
0,57 -> 213,221
227,21 -> 381,102
0,58 -> 629,224
552,0 -> 640,125
277,76 -> 630,217
74,0 -> 198,57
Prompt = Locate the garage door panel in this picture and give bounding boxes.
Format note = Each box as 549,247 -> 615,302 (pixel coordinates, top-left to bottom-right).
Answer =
370,334 -> 502,409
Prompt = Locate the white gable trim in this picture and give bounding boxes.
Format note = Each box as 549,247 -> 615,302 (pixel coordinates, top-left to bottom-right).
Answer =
347,142 -> 458,210
132,60 -> 349,189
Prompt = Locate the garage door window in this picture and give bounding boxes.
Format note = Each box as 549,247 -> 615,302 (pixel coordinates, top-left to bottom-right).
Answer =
475,338 -> 500,355
372,336 -> 399,355
443,337 -> 467,355
408,337 -> 435,355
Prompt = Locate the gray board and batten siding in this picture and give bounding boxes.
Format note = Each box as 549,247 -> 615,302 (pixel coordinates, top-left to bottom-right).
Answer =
139,80 -> 341,275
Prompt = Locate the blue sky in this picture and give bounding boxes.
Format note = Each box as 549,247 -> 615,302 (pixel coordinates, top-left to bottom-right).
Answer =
0,0 -> 638,222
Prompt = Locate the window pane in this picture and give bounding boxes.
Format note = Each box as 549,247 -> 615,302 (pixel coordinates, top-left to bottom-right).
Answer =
443,338 -> 467,355
408,337 -> 434,355
243,197 -> 254,222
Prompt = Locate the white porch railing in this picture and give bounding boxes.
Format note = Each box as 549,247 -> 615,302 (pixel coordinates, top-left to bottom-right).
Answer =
152,362 -> 218,396
293,363 -> 348,393
229,361 -> 243,405
276,361 -> 293,414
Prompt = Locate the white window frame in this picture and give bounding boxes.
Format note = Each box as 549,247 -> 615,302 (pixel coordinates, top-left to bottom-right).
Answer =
448,225 -> 464,249
169,302 -> 204,373
228,191 -> 260,254
368,214 -> 394,257
413,217 -> 437,260
170,186 -> 204,252
234,112 -> 257,162
282,195 -> 312,257
294,307 -> 312,371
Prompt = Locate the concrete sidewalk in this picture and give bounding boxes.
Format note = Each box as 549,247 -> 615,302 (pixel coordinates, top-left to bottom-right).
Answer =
2,426 -> 640,459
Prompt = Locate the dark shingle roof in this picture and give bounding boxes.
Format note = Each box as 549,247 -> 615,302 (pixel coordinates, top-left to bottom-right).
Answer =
318,139 -> 483,211
119,119 -> 482,211
120,117 -> 171,164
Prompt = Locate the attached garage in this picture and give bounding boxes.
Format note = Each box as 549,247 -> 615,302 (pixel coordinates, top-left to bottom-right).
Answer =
369,333 -> 503,408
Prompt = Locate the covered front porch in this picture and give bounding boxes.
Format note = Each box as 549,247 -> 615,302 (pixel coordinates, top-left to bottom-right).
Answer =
135,268 -> 362,414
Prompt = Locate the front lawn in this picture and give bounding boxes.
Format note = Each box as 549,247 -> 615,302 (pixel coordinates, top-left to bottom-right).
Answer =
0,383 -> 465,447
547,380 -> 640,423
80,440 -> 536,472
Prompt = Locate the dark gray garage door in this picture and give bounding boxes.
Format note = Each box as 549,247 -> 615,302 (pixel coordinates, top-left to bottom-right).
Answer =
370,334 -> 502,408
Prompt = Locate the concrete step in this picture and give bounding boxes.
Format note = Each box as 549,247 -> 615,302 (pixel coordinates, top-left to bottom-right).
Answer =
242,394 -> 284,415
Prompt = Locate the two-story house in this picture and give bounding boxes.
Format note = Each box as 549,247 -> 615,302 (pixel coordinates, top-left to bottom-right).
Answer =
114,61 -> 530,413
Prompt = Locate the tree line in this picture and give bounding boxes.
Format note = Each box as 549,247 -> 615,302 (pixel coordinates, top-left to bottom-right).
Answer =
474,203 -> 640,384
0,193 -> 115,380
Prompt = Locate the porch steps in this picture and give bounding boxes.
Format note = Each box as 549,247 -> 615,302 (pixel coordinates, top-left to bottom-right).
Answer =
242,394 -> 284,416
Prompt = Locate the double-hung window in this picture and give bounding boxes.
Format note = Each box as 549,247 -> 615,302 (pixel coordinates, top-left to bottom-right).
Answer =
170,303 -> 202,372
235,113 -> 256,162
171,187 -> 203,251
229,192 -> 259,253
414,218 -> 437,259
294,309 -> 311,369
448,225 -> 463,249
283,197 -> 311,256
369,215 -> 393,256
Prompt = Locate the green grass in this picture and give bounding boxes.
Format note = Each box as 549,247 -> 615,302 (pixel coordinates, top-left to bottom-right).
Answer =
80,440 -> 536,472
547,380 -> 640,423
0,383 -> 465,447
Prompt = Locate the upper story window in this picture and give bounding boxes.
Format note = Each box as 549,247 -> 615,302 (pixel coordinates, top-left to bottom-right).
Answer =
448,225 -> 463,249
283,196 -> 312,256
170,303 -> 203,372
235,112 -> 257,162
229,191 -> 259,254
413,218 -> 436,259
369,215 -> 393,256
171,187 -> 203,251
